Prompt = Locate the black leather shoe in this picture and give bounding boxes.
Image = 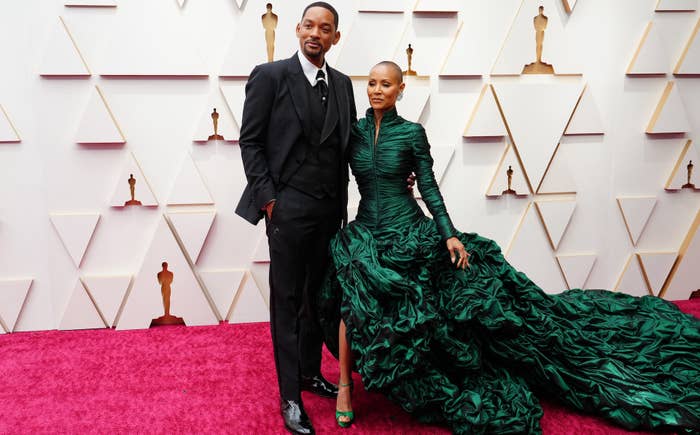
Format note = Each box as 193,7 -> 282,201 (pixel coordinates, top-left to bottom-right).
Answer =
300,374 -> 338,398
280,399 -> 314,435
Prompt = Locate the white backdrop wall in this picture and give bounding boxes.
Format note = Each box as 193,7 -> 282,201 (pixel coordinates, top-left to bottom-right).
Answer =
0,0 -> 699,332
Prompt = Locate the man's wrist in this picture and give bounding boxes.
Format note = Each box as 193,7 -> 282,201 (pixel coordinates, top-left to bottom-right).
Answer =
261,199 -> 276,211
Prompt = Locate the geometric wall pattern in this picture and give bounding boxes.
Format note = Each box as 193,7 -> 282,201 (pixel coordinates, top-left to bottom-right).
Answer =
646,81 -> 691,134
556,254 -> 596,290
49,212 -> 100,268
614,254 -> 653,297
74,86 -> 125,144
38,16 -> 91,77
675,18 -> 700,75
2,1 -> 700,333
627,22 -> 668,76
656,0 -> 696,12
0,279 -> 32,333
0,105 -> 21,142
616,196 -> 658,247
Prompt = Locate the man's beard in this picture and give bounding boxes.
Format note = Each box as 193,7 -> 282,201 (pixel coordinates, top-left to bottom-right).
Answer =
303,41 -> 323,59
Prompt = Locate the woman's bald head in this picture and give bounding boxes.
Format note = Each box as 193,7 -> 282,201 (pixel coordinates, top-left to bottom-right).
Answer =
371,61 -> 403,83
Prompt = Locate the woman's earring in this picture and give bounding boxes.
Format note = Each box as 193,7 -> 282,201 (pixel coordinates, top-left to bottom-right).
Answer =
397,92 -> 404,101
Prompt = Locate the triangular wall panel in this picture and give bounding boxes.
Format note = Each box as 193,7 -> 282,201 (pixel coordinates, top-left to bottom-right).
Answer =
81,275 -> 131,327
392,14 -> 461,77
109,151 -> 158,207
506,202 -> 568,293
65,0 -> 116,6
626,22 -> 669,76
356,0 -> 408,12
432,145 -> 455,185
556,254 -> 596,289
252,228 -> 270,263
38,16 -> 91,76
564,86 -> 605,135
674,18 -> 700,75
200,269 -> 246,320
220,82 -> 247,134
656,0 -> 696,11
0,105 -> 21,142
193,90 -> 239,142
219,2 -> 306,77
116,216 -> 217,330
229,272 -> 269,323
464,85 -> 507,138
665,139 -> 700,191
414,144 -> 455,199
413,0 -> 460,12
534,199 -> 576,250
646,81 -> 691,134
75,86 -> 125,144
166,154 -> 214,206
661,210 -> 700,300
614,254 -> 652,297
336,12 -> 407,76
492,81 -> 584,192
166,211 -> 216,264
397,78 -> 431,122
439,1 -> 520,77
637,252 -> 677,296
562,0 -> 578,13
59,280 -> 106,330
491,0 -> 581,75
0,279 -> 32,333
536,143 -> 578,194
616,196 -> 657,246
486,142 -> 530,197
49,212 -> 100,268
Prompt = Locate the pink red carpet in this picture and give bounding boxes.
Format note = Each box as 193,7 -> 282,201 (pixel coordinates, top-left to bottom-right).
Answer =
0,300 -> 698,434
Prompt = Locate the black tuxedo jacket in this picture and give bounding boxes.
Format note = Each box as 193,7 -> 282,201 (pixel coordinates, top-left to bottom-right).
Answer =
235,53 -> 357,225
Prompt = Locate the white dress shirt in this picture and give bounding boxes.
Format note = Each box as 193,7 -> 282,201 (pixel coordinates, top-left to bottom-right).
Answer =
297,51 -> 330,88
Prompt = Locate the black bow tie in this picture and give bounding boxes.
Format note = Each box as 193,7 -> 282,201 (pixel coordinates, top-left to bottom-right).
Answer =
314,69 -> 328,107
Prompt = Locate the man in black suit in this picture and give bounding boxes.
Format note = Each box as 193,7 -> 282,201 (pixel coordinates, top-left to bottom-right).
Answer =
235,3 -> 355,434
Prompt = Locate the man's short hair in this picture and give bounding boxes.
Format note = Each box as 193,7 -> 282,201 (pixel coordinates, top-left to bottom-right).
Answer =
301,2 -> 339,29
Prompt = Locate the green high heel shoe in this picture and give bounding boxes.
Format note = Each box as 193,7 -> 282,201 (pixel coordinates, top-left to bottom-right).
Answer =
335,381 -> 355,428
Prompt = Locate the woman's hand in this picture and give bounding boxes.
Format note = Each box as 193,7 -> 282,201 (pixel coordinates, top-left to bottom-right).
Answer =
446,237 -> 470,269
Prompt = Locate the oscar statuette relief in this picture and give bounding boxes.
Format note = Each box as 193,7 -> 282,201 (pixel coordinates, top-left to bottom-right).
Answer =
124,174 -> 142,206
522,6 -> 555,74
150,262 -> 185,326
262,3 -> 278,63
207,108 -> 225,141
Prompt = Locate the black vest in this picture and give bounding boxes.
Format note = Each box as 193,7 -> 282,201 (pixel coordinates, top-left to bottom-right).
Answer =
285,79 -> 341,199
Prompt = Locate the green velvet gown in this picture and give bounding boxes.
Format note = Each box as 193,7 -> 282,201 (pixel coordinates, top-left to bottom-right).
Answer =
317,108 -> 700,434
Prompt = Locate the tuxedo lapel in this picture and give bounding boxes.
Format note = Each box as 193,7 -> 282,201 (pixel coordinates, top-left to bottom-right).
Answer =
285,54 -> 312,140
328,67 -> 350,151
320,78 -> 339,144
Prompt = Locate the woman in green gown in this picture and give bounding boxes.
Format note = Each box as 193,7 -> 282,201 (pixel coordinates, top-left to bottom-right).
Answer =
318,61 -> 700,434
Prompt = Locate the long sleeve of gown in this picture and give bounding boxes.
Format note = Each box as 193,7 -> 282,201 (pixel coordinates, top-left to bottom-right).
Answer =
411,124 -> 458,240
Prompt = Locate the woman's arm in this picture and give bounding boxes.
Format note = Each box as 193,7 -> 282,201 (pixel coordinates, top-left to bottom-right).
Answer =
411,124 -> 458,240
411,124 -> 469,269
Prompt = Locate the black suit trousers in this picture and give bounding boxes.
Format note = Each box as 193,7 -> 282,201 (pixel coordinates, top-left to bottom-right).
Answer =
266,186 -> 341,401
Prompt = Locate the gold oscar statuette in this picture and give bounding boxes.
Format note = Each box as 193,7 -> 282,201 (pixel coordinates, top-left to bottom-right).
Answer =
502,165 -> 517,195
124,174 -> 142,206
522,6 -> 555,74
151,262 -> 185,326
403,44 -> 417,76
208,108 -> 224,141
262,3 -> 278,63
682,160 -> 695,189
